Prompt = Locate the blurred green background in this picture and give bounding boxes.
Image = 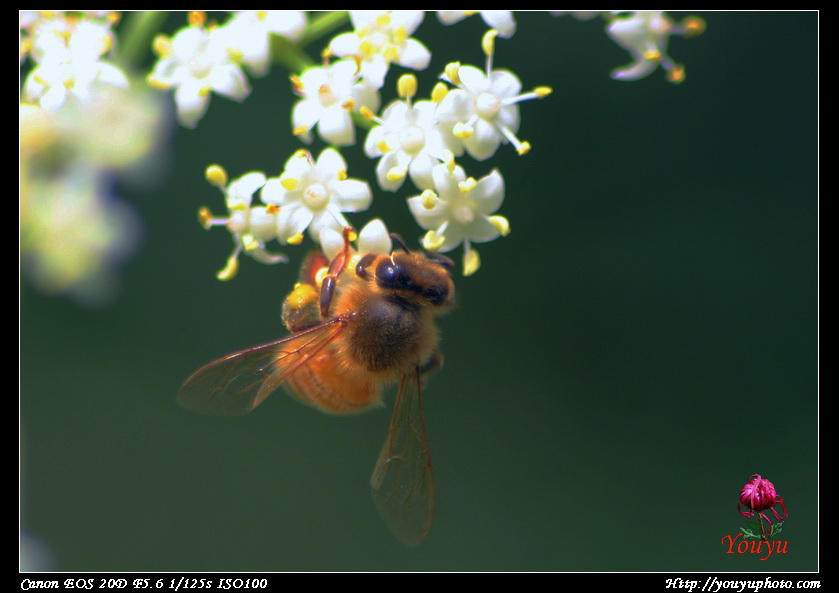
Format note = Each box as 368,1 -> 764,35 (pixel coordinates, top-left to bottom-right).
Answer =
21,11 -> 817,572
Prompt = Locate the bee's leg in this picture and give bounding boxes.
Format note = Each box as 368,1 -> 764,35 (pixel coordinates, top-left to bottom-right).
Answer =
319,226 -> 355,318
419,351 -> 444,376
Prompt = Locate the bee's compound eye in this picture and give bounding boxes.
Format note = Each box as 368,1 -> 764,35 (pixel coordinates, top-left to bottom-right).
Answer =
375,260 -> 404,288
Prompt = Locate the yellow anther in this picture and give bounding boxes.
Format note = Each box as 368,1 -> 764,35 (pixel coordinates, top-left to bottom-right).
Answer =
342,97 -> 356,111
376,139 -> 392,153
516,141 -> 532,155
488,215 -> 510,236
337,169 -> 348,181
197,207 -> 214,229
146,73 -> 171,90
643,49 -> 662,61
421,189 -> 438,210
453,122 -> 474,139
393,24 -> 407,44
287,232 -> 304,245
375,12 -> 391,27
198,85 -> 212,98
386,166 -> 407,181
443,150 -> 457,173
383,45 -> 399,62
227,47 -> 243,63
216,254 -> 239,281
360,105 -> 377,120
290,74 -> 304,94
481,29 -> 499,57
397,74 -> 417,100
266,203 -> 280,215
359,40 -> 375,57
188,11 -> 206,27
280,175 -> 299,191
463,248 -> 480,276
667,65 -> 686,84
292,124 -> 309,136
445,62 -> 461,86
152,34 -> 172,58
205,164 -> 228,187
431,82 -> 449,103
422,230 -> 446,252
458,177 -> 477,194
534,86 -> 553,98
241,234 -> 260,252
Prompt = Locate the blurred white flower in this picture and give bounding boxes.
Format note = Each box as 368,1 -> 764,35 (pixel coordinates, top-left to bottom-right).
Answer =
148,14 -> 250,128
329,10 -> 430,89
22,16 -> 129,111
221,10 -> 307,77
606,11 -> 706,83
291,58 -> 379,146
20,162 -> 140,304
261,148 -> 373,247
437,11 -> 516,38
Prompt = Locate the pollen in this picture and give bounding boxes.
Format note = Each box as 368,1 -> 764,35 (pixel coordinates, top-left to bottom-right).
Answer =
216,253 -> 239,281
431,82 -> 448,103
534,86 -> 553,98
287,232 -> 304,245
188,11 -> 206,27
445,62 -> 461,86
286,282 -> 318,310
398,74 -> 417,100
481,29 -> 499,58
489,215 -> 511,236
422,230 -> 446,252
463,248 -> 480,276
205,164 -> 228,187
197,207 -> 214,230
280,175 -> 299,191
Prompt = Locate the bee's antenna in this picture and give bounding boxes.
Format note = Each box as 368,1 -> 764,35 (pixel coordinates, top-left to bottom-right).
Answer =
389,233 -> 411,253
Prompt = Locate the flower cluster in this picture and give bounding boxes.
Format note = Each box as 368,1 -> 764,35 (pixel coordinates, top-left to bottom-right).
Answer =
555,11 -> 706,83
20,11 -> 167,304
195,13 -> 558,278
20,11 -> 706,301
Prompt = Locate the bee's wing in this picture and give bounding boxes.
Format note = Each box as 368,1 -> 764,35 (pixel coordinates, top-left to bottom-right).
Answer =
370,366 -> 435,547
177,318 -> 347,416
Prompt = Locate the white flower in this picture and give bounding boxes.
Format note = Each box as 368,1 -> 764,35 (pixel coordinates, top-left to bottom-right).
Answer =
148,16 -> 250,128
22,17 -> 128,111
320,218 -> 393,262
221,11 -> 307,77
437,11 -> 516,38
329,10 -> 430,89
407,162 -> 508,275
199,168 -> 287,281
363,74 -> 458,192
290,58 -> 379,146
435,30 -> 550,161
605,11 -> 706,83
261,149 -> 373,246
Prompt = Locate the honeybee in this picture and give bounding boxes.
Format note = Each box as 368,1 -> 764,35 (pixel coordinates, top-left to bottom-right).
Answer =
177,228 -> 455,546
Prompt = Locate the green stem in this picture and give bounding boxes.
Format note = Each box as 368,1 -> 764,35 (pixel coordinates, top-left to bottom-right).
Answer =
117,11 -> 168,70
299,11 -> 350,48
